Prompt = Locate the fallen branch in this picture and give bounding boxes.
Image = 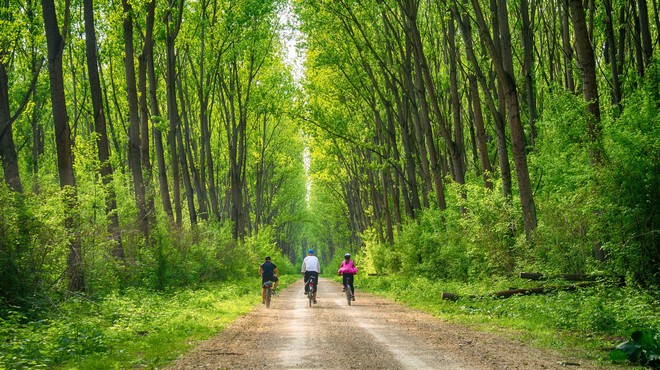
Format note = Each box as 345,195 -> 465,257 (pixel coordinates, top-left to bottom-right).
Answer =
519,272 -> 625,285
441,282 -> 594,301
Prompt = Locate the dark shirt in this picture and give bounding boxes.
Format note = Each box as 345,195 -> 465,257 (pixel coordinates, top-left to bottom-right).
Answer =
260,261 -> 277,278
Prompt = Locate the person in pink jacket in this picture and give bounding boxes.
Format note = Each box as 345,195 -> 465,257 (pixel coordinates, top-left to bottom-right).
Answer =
338,253 -> 358,301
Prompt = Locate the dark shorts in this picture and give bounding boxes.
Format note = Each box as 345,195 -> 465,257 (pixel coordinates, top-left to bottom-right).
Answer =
304,271 -> 318,292
262,275 -> 278,284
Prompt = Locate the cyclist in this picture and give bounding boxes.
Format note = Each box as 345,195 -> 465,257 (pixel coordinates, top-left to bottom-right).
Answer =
301,249 -> 320,304
338,253 -> 358,301
259,256 -> 279,304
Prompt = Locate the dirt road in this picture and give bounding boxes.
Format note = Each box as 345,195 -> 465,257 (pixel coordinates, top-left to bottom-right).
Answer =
169,277 -> 617,369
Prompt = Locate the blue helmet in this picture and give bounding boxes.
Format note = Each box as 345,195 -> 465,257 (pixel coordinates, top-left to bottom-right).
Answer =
308,249 -> 314,254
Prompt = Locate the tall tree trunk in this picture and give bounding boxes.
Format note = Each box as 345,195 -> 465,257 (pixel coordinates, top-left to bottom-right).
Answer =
145,0 -> 173,222
570,0 -> 603,165
138,0 -> 156,228
521,0 -> 537,147
472,0 -> 537,238
561,0 -> 576,93
83,0 -> 123,258
469,75 -> 493,190
604,0 -> 622,106
454,5 -> 509,196
637,0 -> 653,68
175,74 -> 198,225
404,0 -> 465,187
166,0 -> 184,226
446,12 -> 467,207
122,0 -> 149,240
41,0 -> 84,291
0,63 -> 22,193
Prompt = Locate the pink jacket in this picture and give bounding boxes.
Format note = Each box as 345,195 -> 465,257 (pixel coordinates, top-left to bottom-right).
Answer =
338,260 -> 358,275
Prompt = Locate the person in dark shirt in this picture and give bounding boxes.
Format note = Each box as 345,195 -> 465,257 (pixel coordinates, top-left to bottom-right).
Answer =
259,256 -> 279,304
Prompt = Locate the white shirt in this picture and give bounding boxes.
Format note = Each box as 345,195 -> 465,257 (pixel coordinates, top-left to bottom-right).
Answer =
301,255 -> 320,273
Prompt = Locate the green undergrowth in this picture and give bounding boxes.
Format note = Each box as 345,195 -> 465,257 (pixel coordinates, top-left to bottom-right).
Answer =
358,275 -> 659,368
0,275 -> 296,369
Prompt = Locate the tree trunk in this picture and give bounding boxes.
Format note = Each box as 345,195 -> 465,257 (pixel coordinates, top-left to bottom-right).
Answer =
469,75 -> 493,190
0,62 -> 22,193
122,0 -> 149,240
175,74 -> 198,225
521,0 -> 537,147
604,0 -> 621,106
561,0 -> 576,93
41,0 -> 84,291
145,0 -> 173,222
637,0 -> 653,68
83,0 -> 123,258
166,0 -> 184,227
570,0 -> 603,165
137,0 -> 156,228
472,0 -> 537,238
454,5 -> 506,195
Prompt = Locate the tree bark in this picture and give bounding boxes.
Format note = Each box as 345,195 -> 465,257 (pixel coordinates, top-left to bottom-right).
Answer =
41,0 -> 84,291
561,0 -> 575,93
0,62 -> 22,193
471,0 -> 537,238
122,0 -> 149,240
570,0 -> 603,165
469,75 -> 493,190
604,0 -> 621,106
521,0 -> 537,147
83,0 -> 123,258
145,0 -> 173,223
637,0 -> 653,68
175,73 -> 198,225
137,0 -> 156,228
166,0 -> 184,227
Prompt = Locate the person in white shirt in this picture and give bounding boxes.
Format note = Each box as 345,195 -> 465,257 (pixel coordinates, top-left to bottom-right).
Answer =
301,249 -> 320,304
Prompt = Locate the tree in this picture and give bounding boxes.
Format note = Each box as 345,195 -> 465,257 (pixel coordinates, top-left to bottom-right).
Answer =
84,0 -> 123,258
41,0 -> 84,291
122,0 -> 149,239
569,0 -> 603,165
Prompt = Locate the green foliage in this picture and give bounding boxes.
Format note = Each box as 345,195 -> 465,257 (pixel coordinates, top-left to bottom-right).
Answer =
0,281 -> 266,369
360,274 -> 660,365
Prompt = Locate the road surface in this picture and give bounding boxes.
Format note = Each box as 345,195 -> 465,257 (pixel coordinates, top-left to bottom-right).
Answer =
169,277 -> 620,369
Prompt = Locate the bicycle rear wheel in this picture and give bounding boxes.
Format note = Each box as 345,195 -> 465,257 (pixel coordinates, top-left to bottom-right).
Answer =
266,287 -> 271,308
346,285 -> 352,305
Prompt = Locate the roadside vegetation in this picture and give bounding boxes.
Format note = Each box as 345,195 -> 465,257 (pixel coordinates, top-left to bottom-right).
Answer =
358,275 -> 658,368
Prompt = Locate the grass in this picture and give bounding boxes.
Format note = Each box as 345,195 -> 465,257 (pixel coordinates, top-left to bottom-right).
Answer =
357,274 -> 659,368
0,275 -> 297,369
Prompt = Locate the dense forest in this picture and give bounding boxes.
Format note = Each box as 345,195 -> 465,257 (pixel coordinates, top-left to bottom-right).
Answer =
1,0 -> 658,311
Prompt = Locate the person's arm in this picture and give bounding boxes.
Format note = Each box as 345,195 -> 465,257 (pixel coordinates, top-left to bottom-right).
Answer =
274,267 -> 279,277
259,265 -> 263,276
301,258 -> 307,273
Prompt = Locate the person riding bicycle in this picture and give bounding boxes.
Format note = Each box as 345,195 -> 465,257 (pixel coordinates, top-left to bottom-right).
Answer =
259,256 -> 279,304
301,249 -> 320,304
338,253 -> 358,301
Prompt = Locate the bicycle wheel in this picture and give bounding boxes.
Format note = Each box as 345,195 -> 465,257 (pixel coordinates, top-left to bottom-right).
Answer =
308,290 -> 313,307
346,285 -> 352,305
265,287 -> 271,308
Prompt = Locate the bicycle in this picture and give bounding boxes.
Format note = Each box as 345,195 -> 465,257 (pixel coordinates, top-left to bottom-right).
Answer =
263,280 -> 274,308
306,275 -> 317,307
342,274 -> 354,305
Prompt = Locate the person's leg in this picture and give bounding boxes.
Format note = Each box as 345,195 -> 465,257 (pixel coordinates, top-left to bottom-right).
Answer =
312,272 -> 318,302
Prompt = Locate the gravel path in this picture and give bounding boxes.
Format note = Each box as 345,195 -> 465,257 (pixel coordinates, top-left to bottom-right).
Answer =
168,277 -> 624,369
